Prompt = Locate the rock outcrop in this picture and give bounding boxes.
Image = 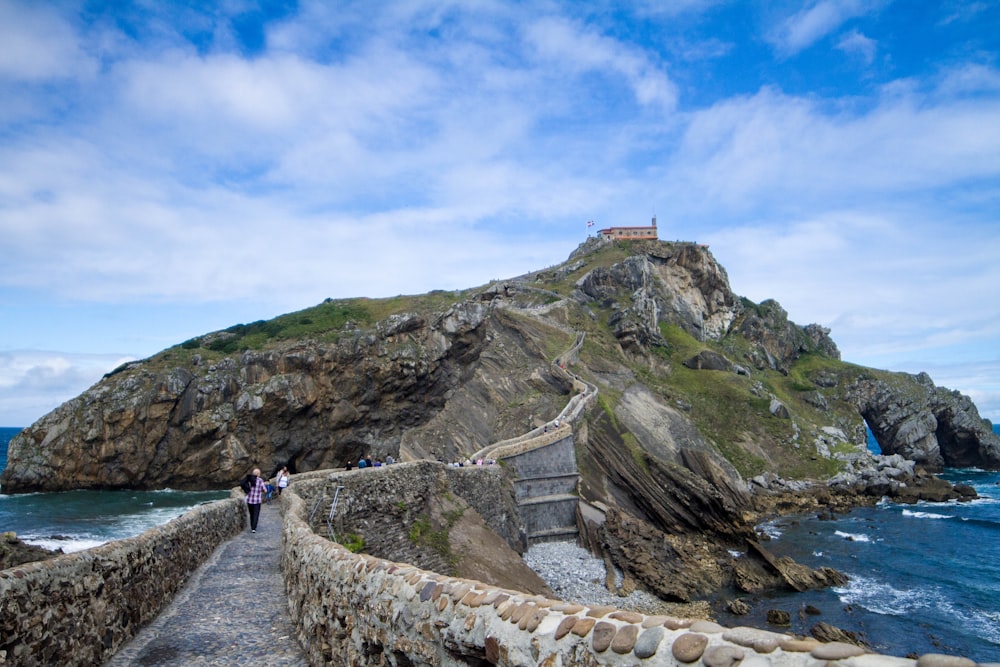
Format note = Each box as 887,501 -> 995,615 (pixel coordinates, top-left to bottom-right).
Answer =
848,371 -> 1000,470
0,532 -> 61,570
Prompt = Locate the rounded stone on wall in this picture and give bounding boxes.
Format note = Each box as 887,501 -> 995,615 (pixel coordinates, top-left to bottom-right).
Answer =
485,636 -> 500,663
610,624 -> 639,654
554,616 -> 577,640
916,655 -> 977,667
672,632 -> 709,662
591,621 -> 616,652
704,645 -> 745,667
634,626 -> 664,659
571,617 -> 596,637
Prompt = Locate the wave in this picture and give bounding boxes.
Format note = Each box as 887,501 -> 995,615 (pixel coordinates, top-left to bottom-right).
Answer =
835,574 -> 933,615
22,535 -> 108,553
958,515 -> 1000,532
901,509 -> 953,520
834,530 -> 871,542
836,574 -> 1000,650
971,609 -> 1000,646
756,520 -> 783,539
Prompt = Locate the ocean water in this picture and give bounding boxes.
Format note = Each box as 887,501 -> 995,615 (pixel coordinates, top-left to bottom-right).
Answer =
719,423 -> 1000,663
0,427 -> 228,553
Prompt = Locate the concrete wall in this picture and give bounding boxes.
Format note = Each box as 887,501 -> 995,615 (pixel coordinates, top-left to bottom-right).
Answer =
513,473 -> 578,500
280,476 -> 917,667
0,495 -> 245,666
517,496 -> 578,534
501,430 -> 576,480
498,430 -> 580,543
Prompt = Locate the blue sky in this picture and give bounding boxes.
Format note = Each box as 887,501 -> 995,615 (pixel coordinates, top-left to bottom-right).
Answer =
1,0 -> 998,427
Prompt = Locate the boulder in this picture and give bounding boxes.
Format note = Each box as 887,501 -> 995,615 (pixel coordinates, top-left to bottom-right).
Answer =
0,532 -> 62,569
683,351 -> 732,371
766,609 -> 791,626
810,621 -> 868,648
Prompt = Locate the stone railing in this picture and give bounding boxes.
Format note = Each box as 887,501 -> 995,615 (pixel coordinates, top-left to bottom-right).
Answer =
280,475 -> 924,667
476,423 -> 573,462
0,494 -> 245,666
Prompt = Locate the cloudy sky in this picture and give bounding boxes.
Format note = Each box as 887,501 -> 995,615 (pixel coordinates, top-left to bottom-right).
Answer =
1,0 -> 998,427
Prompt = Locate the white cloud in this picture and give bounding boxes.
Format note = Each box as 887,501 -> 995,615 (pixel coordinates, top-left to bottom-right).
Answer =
0,1 -> 98,81
836,29 -> 877,64
0,350 -> 133,427
768,0 -> 884,55
664,80 -> 1000,217
524,16 -> 677,111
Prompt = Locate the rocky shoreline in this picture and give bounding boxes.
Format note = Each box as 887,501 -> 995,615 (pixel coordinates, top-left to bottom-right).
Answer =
0,531 -> 62,570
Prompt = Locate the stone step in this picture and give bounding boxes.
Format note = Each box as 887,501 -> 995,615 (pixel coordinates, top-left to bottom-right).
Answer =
514,472 -> 579,483
515,476 -> 578,500
517,493 -> 578,507
526,527 -> 579,544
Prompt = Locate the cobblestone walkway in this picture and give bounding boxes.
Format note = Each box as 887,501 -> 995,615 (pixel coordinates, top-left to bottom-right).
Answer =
105,500 -> 308,666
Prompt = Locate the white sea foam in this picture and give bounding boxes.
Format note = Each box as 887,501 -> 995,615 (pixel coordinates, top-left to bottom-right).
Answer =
835,574 -> 932,615
971,609 -> 1000,645
756,520 -> 783,539
24,536 -> 108,553
901,509 -> 953,520
728,549 -> 743,558
834,530 -> 871,542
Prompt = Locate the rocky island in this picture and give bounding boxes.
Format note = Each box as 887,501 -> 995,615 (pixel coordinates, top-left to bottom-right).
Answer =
3,238 -> 998,614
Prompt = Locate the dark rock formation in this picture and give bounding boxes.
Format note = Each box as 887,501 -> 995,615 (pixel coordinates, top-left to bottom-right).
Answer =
1,303 -> 559,492
734,299 -> 840,373
0,532 -> 61,570
811,621 -> 869,648
849,372 -> 1000,470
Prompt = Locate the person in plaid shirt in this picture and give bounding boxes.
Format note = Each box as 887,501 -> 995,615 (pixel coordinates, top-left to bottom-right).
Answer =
245,468 -> 268,533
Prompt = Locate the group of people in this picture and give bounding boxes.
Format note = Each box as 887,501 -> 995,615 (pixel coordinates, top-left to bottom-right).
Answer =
347,454 -> 395,470
241,465 -> 290,533
448,457 -> 497,467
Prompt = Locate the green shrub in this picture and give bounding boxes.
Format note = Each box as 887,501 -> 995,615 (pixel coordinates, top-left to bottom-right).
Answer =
340,532 -> 366,553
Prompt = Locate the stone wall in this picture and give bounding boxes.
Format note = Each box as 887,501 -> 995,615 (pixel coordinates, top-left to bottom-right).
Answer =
0,495 -> 245,666
280,479 -> 918,667
293,461 -> 526,571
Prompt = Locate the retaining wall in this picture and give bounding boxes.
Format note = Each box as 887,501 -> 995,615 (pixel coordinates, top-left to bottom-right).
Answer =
0,494 -> 245,666
498,429 -> 579,543
280,476 -> 926,667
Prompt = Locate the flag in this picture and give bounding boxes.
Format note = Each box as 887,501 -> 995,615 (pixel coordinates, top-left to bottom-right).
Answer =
587,220 -> 594,227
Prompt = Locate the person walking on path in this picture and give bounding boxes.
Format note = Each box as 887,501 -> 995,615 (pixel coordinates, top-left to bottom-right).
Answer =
245,467 -> 267,533
276,466 -> 290,496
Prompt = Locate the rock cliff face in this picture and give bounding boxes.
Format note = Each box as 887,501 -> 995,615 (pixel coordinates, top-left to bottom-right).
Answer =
3,239 -> 997,604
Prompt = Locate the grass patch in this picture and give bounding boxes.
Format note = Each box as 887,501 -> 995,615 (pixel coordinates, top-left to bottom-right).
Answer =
408,515 -> 451,559
340,532 -> 366,553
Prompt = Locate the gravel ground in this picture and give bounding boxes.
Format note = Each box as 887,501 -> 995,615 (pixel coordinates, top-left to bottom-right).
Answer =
523,540 -> 710,618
